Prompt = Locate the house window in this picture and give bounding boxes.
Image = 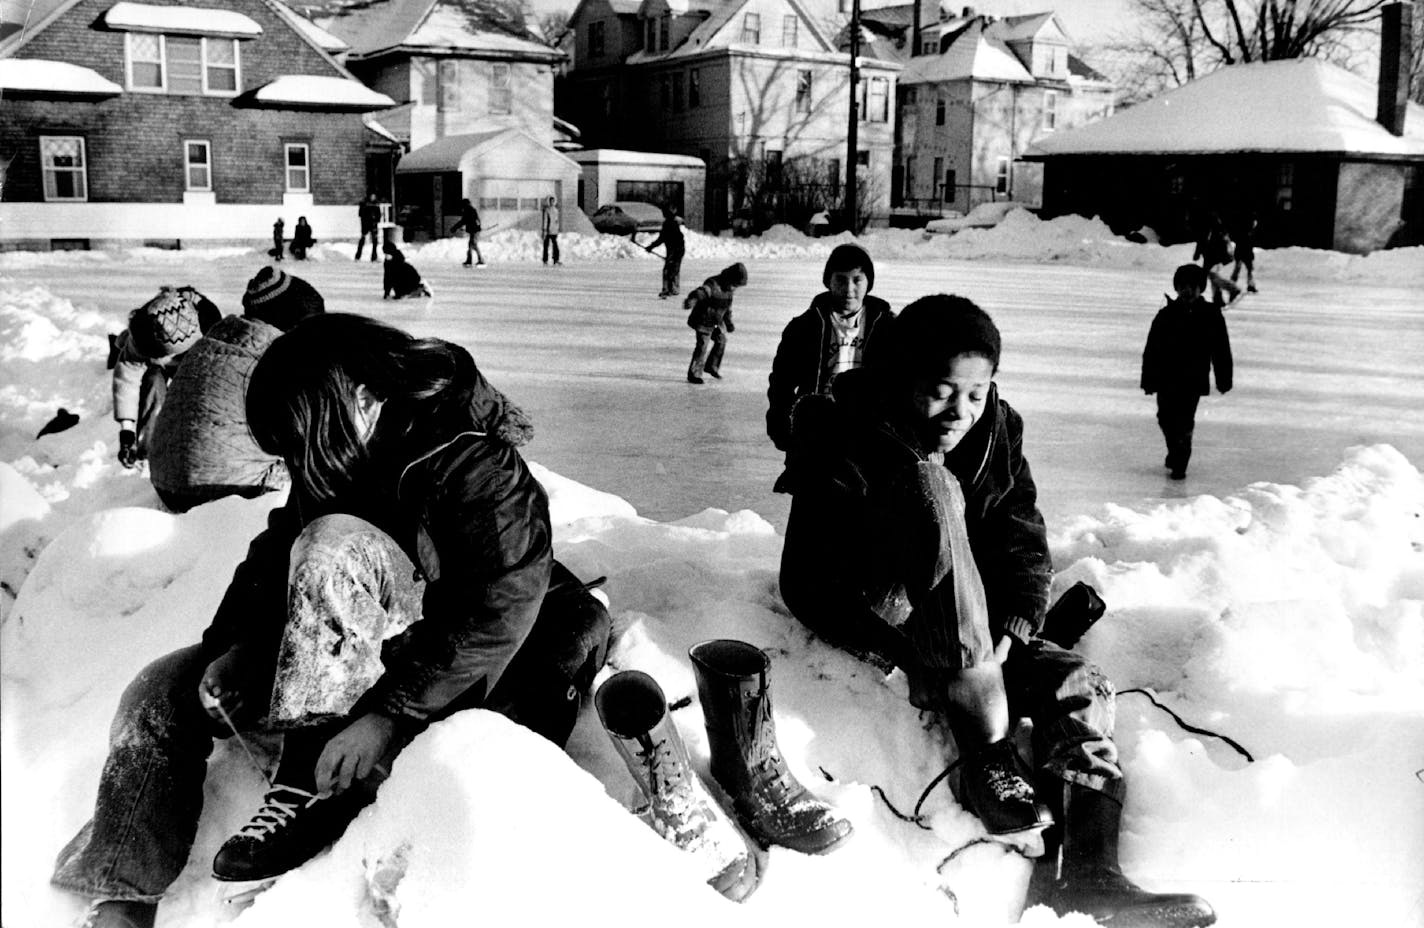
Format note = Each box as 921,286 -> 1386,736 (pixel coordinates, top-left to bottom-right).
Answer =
285,143 -> 310,193
935,97 -> 946,125
903,86 -> 917,105
490,62 -> 512,114
995,156 -> 1010,195
1043,89 -> 1058,131
944,167 -> 956,198
40,136 -> 87,201
439,59 -> 460,112
1277,163 -> 1294,211
673,72 -> 684,111
904,155 -> 916,198
184,139 -> 212,191
416,59 -> 437,104
862,77 -> 888,122
782,14 -> 798,47
932,156 -> 944,199
689,68 -> 700,107
741,12 -> 760,43
125,33 -> 239,95
828,158 -> 840,185
856,149 -> 869,167
659,14 -> 669,50
645,17 -> 655,50
795,70 -> 812,114
589,20 -> 605,57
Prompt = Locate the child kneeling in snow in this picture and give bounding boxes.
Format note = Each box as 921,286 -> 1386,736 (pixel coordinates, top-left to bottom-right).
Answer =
110,285 -> 222,469
777,295 -> 1216,927
382,242 -> 432,299
55,314 -> 610,928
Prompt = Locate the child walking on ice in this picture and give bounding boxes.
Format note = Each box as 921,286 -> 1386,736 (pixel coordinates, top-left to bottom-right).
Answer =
683,263 -> 746,384
1141,264 -> 1233,480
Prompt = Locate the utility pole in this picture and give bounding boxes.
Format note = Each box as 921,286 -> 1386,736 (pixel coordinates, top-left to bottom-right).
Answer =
843,0 -> 860,233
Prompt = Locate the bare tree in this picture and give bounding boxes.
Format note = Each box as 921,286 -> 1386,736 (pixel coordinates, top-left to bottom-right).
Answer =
537,10 -> 572,48
1093,0 -> 1395,104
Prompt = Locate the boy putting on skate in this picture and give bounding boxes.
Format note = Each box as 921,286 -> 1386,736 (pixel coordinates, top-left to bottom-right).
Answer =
779,295 -> 1216,927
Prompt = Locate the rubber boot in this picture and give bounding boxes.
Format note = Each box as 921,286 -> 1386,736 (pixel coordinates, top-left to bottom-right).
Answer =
1044,782 -> 1216,927
595,670 -> 760,902
689,639 -> 853,855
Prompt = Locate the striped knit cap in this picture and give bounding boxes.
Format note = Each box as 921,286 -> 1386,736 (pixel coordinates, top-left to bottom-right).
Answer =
128,286 -> 207,359
243,266 -> 292,308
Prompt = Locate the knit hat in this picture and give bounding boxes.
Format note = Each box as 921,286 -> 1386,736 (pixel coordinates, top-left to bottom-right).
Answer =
822,243 -> 875,291
719,262 -> 748,287
890,294 -> 1001,374
242,267 -> 326,332
127,286 -> 212,359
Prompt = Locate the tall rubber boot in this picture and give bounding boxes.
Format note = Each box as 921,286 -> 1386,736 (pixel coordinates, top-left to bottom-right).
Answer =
689,639 -> 853,855
595,670 -> 760,902
1046,782 -> 1216,927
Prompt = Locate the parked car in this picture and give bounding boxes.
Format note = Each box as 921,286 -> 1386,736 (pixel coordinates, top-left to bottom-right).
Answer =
922,201 -> 1027,237
589,201 -> 665,239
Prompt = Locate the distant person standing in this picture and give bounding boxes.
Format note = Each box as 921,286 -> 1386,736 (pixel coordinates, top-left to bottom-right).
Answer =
450,198 -> 486,267
1141,264 -> 1233,480
1230,213 -> 1259,294
270,217 -> 285,262
684,263 -> 747,384
355,193 -> 381,262
647,206 -> 686,298
540,196 -> 561,266
289,217 -> 316,260
1192,211 -> 1241,306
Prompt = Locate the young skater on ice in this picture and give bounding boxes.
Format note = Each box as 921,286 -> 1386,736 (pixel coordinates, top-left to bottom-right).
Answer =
766,243 -> 894,493
778,295 -> 1216,927
382,242 -> 432,299
646,205 -> 685,298
1141,263 -> 1234,481
110,285 -> 222,468
56,314 -> 611,928
683,262 -> 747,384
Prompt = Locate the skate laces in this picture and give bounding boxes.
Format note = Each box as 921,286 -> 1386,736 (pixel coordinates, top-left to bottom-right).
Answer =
982,760 -> 1033,802
239,785 -> 320,841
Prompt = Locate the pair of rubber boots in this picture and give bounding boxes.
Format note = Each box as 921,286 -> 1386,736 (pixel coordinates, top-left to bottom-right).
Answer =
595,639 -> 853,901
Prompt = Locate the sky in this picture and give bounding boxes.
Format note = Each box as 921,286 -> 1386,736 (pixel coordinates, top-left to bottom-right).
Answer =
2,217 -> 1422,927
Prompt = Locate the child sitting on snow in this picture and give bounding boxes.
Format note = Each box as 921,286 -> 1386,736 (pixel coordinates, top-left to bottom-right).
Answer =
110,286 -> 221,468
778,295 -> 1216,927
382,242 -> 432,299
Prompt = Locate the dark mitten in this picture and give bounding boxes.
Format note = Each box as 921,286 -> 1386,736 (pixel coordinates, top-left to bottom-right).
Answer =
117,429 -> 139,468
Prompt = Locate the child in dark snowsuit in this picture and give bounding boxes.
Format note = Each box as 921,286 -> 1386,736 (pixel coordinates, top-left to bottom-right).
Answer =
647,207 -> 685,298
111,286 -> 222,468
1141,264 -> 1233,480
270,218 -> 285,262
683,263 -> 746,383
1230,213 -> 1258,294
450,198 -> 485,267
766,243 -> 894,494
289,217 -> 316,260
1192,212 -> 1241,306
382,243 -> 432,299
779,295 -> 1216,928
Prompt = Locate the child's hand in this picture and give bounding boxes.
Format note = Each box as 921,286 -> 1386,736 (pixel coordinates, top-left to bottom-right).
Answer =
725,321 -> 735,333
316,713 -> 396,794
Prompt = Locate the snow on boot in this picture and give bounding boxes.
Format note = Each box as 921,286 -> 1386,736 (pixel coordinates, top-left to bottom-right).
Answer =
212,783 -> 367,883
1047,783 -> 1216,927
958,738 -> 1052,836
595,670 -> 760,902
689,639 -> 852,854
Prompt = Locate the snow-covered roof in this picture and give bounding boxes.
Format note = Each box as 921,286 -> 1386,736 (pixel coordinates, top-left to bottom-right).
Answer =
251,74 -> 395,108
901,18 -> 1033,83
363,115 -> 401,143
987,11 -> 1061,43
269,0 -> 348,52
321,0 -> 561,62
1025,58 -> 1424,159
396,130 -> 509,171
102,1 -> 262,37
0,58 -> 122,96
396,128 -> 581,172
566,148 -> 705,166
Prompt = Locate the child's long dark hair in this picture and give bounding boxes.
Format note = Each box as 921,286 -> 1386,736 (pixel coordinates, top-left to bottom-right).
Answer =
247,313 -> 458,502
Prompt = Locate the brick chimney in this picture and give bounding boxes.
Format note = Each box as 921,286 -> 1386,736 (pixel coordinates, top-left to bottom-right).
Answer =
1377,2 -> 1412,136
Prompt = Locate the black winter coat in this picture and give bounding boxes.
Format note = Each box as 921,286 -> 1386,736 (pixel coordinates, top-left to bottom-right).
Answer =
766,293 -> 894,452
784,369 -> 1053,645
685,277 -> 735,331
200,344 -> 551,729
1141,297 -> 1233,396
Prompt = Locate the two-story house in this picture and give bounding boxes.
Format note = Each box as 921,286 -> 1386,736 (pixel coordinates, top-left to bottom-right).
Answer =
0,0 -> 398,249
863,5 -> 1114,215
312,0 -> 586,239
562,0 -> 900,230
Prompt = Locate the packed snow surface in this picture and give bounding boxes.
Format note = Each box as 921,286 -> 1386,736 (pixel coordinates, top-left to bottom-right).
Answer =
2,219 -> 1422,928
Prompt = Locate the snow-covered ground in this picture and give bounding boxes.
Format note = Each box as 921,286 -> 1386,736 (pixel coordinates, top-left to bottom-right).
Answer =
2,215 -> 1422,928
